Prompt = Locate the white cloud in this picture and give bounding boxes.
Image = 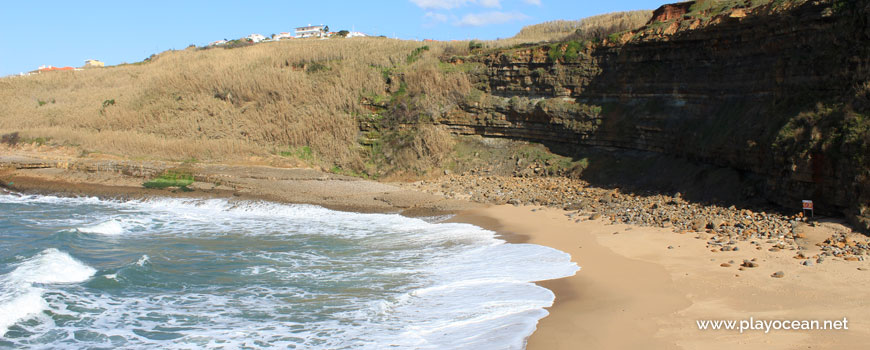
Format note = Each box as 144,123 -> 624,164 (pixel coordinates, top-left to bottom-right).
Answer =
410,0 -> 472,10
424,12 -> 449,22
478,0 -> 502,8
523,0 -> 541,5
410,0 -> 500,10
455,11 -> 529,26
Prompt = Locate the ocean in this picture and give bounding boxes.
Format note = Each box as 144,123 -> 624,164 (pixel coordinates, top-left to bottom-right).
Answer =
0,191 -> 578,349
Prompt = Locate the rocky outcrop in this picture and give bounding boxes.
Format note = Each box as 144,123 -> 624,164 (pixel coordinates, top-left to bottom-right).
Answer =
650,2 -> 694,23
437,0 -> 870,230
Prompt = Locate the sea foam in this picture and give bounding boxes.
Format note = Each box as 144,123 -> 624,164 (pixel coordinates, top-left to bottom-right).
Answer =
77,219 -> 125,235
0,248 -> 95,335
0,193 -> 579,349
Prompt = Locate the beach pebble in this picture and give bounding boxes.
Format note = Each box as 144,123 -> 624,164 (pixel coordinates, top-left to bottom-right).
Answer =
720,263 -> 731,267
667,245 -> 674,249
741,260 -> 758,268
801,260 -> 813,266
771,271 -> 785,278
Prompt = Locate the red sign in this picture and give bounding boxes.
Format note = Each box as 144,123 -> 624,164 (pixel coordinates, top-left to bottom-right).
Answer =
802,200 -> 813,210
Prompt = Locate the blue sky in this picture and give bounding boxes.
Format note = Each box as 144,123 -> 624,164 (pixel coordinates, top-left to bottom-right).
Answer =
0,0 -> 665,77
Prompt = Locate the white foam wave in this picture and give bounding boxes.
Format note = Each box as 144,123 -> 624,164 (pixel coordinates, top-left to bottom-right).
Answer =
0,248 -> 95,336
8,248 -> 97,284
136,255 -> 150,267
0,287 -> 48,337
0,193 -> 579,348
380,243 -> 578,349
77,219 -> 125,235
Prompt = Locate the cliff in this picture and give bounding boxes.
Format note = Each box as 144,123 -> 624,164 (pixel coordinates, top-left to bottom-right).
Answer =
437,0 -> 870,229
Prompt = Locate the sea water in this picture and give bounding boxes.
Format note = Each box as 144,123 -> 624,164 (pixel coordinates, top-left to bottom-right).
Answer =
0,191 -> 578,349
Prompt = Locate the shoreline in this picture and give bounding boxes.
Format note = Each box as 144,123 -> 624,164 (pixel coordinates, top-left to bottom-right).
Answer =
454,205 -> 870,349
4,153 -> 870,348
452,206 -> 689,349
0,153 -> 481,217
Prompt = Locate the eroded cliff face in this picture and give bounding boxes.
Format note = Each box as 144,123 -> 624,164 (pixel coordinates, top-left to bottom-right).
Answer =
437,0 -> 870,228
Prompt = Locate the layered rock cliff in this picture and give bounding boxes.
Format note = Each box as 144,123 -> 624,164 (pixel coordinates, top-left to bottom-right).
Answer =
437,0 -> 870,229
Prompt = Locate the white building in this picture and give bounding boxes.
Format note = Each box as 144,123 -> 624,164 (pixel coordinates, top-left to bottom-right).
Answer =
208,39 -> 228,47
84,59 -> 104,68
346,31 -> 367,38
295,25 -> 325,38
273,32 -> 294,40
247,34 -> 266,43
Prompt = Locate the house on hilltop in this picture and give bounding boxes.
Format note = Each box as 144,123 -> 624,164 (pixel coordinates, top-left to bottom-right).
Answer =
295,25 -> 326,38
208,39 -> 228,47
247,34 -> 266,43
273,32 -> 294,40
84,59 -> 104,68
37,65 -> 77,73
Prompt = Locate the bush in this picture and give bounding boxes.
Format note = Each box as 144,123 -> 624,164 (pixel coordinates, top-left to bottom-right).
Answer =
548,43 -> 563,62
279,145 -> 314,160
563,40 -> 583,61
305,61 -> 330,73
143,171 -> 194,190
1,132 -> 20,146
406,46 -> 430,64
468,40 -> 484,50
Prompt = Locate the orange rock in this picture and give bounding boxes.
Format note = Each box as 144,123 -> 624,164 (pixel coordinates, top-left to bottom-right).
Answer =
729,9 -> 747,18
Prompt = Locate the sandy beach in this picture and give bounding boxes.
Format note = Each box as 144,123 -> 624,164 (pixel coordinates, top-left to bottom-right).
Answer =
456,205 -> 870,349
3,152 -> 870,349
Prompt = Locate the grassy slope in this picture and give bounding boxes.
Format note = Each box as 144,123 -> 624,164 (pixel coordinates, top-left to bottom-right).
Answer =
0,38 -> 470,176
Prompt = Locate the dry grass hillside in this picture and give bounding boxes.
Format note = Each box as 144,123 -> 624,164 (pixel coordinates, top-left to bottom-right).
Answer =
0,10 -> 659,177
512,10 -> 654,43
0,38 -> 470,175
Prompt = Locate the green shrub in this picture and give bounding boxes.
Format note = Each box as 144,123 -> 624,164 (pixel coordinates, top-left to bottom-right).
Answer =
279,145 -> 314,160
143,171 -> 194,190
607,32 -> 622,43
563,40 -> 583,61
406,45 -> 430,64
547,43 -> 563,62
305,62 -> 330,73
468,40 -> 483,50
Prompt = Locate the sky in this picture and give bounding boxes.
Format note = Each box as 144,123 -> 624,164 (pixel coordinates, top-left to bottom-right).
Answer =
0,0 -> 666,77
